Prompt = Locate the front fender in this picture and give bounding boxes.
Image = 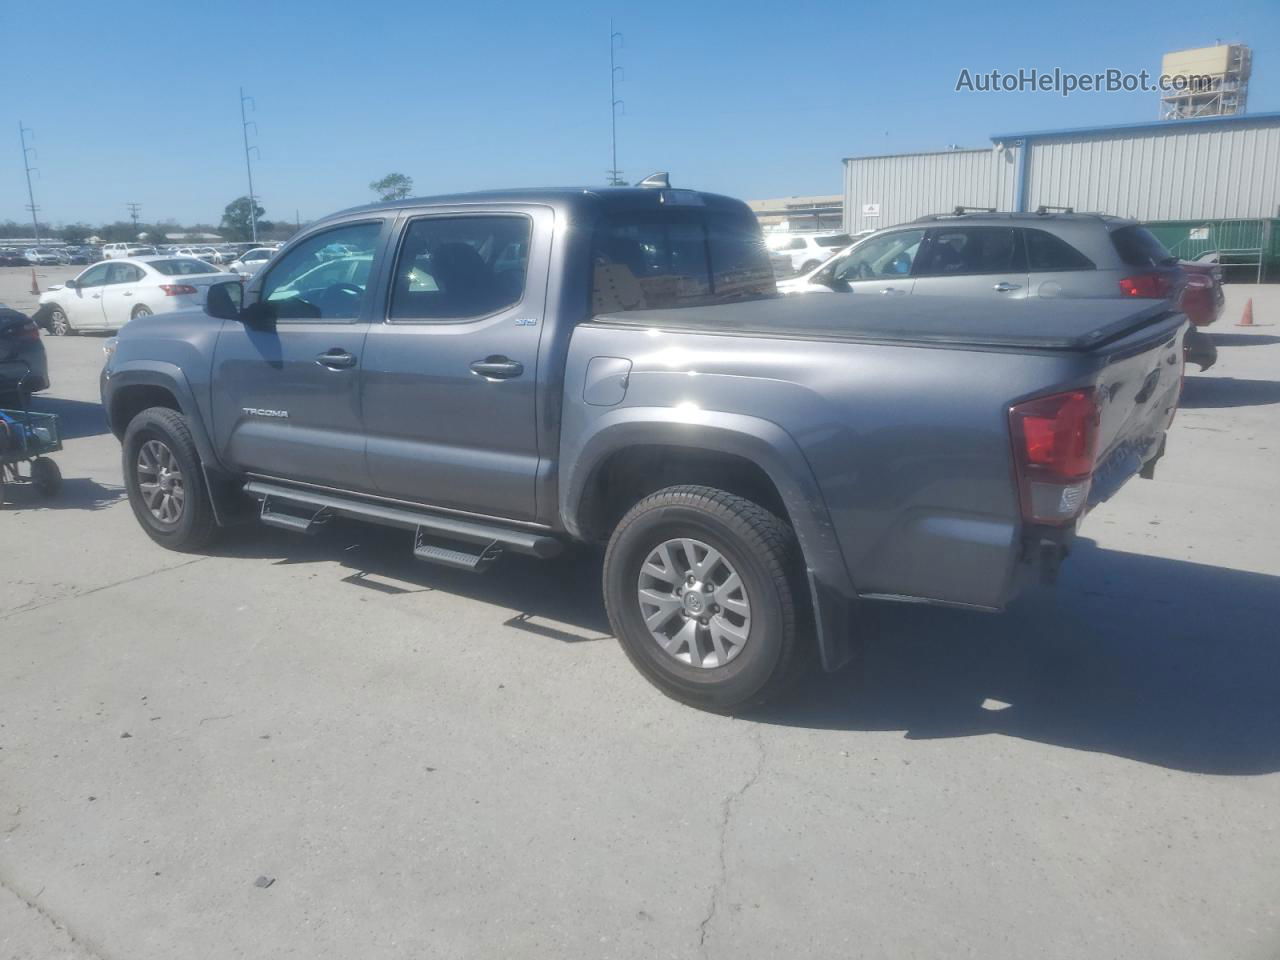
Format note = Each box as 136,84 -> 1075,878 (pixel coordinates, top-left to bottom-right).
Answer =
102,360 -> 214,460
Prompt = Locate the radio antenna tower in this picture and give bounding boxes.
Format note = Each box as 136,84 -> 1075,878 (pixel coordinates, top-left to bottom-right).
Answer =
607,21 -> 625,186
240,87 -> 261,242
19,123 -> 40,243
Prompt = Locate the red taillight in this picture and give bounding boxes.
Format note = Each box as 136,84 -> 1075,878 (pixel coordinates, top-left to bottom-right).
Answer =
1118,272 -> 1172,298
158,284 -> 198,296
12,320 -> 40,343
1009,389 -> 1101,525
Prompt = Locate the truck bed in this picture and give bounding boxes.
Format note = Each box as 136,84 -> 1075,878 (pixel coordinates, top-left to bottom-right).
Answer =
592,294 -> 1181,352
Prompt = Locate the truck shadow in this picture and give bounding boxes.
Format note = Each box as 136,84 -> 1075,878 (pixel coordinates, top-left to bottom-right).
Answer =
27,395 -> 111,439
213,524 -> 1279,774
1179,376 -> 1280,409
211,520 -> 614,643
757,539 -> 1280,775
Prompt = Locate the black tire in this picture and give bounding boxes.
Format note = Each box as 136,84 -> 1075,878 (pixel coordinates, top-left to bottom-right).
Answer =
47,307 -> 73,336
603,485 -> 801,712
31,457 -> 61,497
131,304 -> 153,320
122,407 -> 218,551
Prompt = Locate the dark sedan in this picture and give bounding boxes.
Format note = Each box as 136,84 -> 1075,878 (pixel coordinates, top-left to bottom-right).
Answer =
0,307 -> 48,404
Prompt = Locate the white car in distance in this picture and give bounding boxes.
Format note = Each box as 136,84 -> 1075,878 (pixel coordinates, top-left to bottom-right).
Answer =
765,232 -> 853,276
38,257 -> 226,335
228,247 -> 275,276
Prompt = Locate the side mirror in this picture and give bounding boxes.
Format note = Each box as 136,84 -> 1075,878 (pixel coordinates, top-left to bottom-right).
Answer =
64,279 -> 79,290
205,280 -> 245,321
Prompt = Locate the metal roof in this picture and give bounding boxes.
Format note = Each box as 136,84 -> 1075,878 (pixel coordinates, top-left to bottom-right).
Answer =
989,111 -> 1280,143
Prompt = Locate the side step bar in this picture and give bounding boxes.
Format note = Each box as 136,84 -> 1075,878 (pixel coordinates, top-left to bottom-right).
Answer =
243,481 -> 564,562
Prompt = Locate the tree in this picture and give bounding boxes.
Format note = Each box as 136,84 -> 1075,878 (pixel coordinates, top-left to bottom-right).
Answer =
369,172 -> 413,202
221,196 -> 269,241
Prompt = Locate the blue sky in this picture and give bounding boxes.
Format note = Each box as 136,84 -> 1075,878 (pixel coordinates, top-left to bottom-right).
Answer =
2,0 -> 1276,226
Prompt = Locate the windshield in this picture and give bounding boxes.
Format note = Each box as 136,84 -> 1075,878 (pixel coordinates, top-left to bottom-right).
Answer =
591,208 -> 775,313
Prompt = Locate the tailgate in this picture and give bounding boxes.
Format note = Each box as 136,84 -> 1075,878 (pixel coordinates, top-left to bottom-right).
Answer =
1086,315 -> 1186,505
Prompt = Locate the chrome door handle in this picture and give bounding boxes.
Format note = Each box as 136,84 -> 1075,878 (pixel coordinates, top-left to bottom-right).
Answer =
880,287 -> 906,295
123,291 -> 133,296
993,282 -> 1022,292
315,349 -> 357,370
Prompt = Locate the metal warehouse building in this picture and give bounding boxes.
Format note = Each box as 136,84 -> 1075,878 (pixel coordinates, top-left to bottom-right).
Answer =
843,112 -> 1280,278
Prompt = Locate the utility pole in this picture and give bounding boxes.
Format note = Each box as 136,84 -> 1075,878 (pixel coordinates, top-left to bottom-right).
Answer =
240,87 -> 260,243
607,21 -> 625,186
18,122 -> 40,243
126,202 -> 142,236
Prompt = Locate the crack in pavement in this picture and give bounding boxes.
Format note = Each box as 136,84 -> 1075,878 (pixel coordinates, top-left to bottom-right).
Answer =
0,872 -> 112,960
698,726 -> 768,955
0,557 -> 209,622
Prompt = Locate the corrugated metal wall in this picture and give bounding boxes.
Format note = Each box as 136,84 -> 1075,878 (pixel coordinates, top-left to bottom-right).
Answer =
842,149 -> 1018,232
1025,119 -> 1280,220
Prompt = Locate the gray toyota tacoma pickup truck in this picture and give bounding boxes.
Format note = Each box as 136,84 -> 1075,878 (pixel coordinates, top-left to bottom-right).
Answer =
101,182 -> 1185,710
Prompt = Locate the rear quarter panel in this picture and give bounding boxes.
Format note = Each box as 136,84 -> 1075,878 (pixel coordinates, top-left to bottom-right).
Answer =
562,322 -> 1113,609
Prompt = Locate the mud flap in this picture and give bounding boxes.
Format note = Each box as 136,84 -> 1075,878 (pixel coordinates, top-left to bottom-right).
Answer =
807,570 -> 871,673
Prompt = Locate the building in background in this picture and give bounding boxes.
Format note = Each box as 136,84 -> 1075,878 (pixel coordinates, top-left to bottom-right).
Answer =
843,112 -> 1280,280
747,195 -> 843,234
1160,44 -> 1251,120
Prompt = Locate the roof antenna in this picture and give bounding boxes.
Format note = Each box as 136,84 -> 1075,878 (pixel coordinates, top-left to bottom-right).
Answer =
637,172 -> 670,189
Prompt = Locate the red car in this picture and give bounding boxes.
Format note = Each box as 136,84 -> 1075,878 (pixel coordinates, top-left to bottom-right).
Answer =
1177,261 -> 1223,370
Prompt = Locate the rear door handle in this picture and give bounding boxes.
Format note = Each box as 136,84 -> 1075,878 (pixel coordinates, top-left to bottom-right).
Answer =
315,349 -> 357,370
993,282 -> 1022,292
470,356 -> 524,380
880,287 -> 907,296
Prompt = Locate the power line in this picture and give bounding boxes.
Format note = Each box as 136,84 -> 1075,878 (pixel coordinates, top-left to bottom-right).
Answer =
18,122 -> 40,243
240,86 -> 260,243
126,202 -> 142,233
608,21 -> 625,186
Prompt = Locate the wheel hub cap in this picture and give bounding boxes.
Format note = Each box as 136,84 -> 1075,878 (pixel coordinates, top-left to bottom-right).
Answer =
637,538 -> 751,669
136,439 -> 185,524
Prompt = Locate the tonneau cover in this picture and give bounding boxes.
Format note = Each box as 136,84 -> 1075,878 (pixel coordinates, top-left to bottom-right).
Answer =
592,294 -> 1181,351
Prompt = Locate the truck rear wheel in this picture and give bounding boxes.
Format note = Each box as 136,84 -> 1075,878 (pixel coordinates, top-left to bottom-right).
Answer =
603,485 -> 800,712
122,407 -> 218,551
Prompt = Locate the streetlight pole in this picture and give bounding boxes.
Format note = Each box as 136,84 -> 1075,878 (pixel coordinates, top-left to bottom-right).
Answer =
19,122 -> 40,243
240,87 -> 259,243
608,21 -> 625,186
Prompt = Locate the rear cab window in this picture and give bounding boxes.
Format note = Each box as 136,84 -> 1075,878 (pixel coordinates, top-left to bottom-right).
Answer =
591,205 -> 775,314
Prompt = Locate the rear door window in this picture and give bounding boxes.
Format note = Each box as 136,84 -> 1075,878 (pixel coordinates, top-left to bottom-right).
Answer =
1024,229 -> 1096,271
915,227 -> 1026,276
1110,226 -> 1175,268
389,215 -> 531,321
591,209 -> 774,313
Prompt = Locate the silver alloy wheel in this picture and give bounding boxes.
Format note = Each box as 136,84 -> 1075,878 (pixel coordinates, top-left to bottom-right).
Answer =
49,310 -> 69,336
136,439 -> 185,524
637,537 -> 751,668
133,305 -> 152,318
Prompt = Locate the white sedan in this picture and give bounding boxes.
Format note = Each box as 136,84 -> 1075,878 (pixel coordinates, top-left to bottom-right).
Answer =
227,247 -> 276,277
38,257 -> 226,335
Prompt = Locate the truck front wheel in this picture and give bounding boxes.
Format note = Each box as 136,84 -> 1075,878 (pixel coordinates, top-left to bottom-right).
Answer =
603,485 -> 801,712
122,407 -> 218,551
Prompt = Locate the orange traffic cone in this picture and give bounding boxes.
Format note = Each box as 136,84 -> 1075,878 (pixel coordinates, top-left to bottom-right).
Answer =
29,268 -> 39,296
1236,297 -> 1254,326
